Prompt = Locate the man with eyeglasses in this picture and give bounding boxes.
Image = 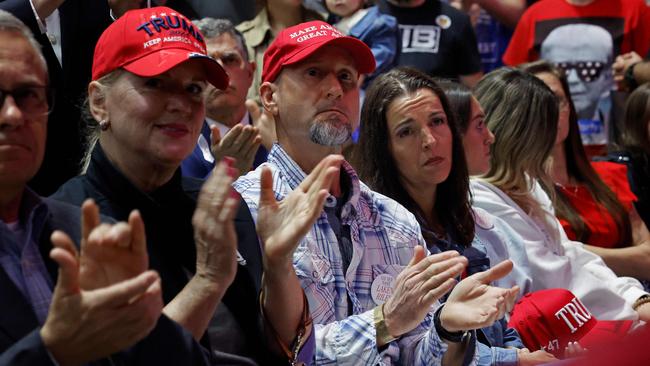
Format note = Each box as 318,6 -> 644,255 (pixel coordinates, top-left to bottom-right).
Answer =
502,0 -> 650,154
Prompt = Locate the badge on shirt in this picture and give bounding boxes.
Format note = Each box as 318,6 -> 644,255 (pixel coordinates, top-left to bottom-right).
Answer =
371,273 -> 395,305
436,15 -> 452,29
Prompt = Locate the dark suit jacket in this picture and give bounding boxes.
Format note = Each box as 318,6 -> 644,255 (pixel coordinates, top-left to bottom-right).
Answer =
0,197 -> 214,366
0,198 -> 80,365
0,0 -> 113,196
181,118 -> 268,179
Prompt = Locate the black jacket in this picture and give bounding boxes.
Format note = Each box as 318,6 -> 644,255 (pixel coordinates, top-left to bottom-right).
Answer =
0,195 -> 212,366
52,145 -> 282,365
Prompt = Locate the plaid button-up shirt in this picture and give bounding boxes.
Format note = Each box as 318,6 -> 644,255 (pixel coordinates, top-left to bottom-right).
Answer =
234,144 -> 478,365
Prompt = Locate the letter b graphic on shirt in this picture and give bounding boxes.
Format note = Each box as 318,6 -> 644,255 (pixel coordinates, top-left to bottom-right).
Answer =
400,25 -> 441,54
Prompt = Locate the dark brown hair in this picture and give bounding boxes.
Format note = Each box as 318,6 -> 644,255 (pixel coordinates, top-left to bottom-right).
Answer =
620,83 -> 650,156
521,60 -> 631,246
352,67 -> 475,247
436,80 -> 473,133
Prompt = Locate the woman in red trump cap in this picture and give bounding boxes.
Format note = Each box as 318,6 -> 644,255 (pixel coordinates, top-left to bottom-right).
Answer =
51,6 -> 316,365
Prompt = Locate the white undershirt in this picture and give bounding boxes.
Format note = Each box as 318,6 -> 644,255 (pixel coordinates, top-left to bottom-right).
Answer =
198,113 -> 251,163
44,10 -> 62,66
28,0 -> 62,66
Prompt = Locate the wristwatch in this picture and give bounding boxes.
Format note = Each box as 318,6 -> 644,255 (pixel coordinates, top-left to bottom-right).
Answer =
434,306 -> 469,343
374,304 -> 398,345
633,294 -> 650,310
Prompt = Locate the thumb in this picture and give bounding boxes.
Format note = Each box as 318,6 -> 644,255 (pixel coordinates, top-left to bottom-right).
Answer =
473,259 -> 513,284
407,245 -> 427,267
245,99 -> 261,123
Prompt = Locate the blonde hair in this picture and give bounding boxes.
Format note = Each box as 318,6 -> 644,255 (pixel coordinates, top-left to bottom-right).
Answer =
475,67 -> 559,220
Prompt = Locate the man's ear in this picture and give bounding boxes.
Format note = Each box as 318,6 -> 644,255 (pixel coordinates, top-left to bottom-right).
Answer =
259,81 -> 279,116
87,81 -> 109,123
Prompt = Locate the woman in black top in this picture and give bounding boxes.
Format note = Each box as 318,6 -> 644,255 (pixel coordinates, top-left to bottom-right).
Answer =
52,6 -> 322,365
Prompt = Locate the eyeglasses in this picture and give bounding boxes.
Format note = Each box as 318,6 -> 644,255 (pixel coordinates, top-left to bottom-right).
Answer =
0,85 -> 54,116
555,61 -> 605,83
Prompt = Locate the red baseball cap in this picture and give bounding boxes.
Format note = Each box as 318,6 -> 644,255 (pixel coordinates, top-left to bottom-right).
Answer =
508,289 -> 633,358
92,6 -> 228,89
261,20 -> 376,83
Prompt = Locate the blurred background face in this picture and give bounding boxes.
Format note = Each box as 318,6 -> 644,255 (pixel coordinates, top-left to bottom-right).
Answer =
204,33 -> 253,123
461,97 -> 494,176
0,32 -> 48,188
386,88 -> 452,192
535,72 -> 570,147
325,0 -> 364,17
100,60 -> 207,169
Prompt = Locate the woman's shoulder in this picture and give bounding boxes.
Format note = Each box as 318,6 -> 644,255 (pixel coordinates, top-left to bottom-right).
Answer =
50,175 -> 95,207
470,179 -> 510,204
591,161 -> 637,207
591,160 -> 629,178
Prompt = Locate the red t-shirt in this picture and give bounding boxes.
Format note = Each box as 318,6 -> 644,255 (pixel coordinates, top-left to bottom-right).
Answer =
503,0 -> 650,65
557,162 -> 637,248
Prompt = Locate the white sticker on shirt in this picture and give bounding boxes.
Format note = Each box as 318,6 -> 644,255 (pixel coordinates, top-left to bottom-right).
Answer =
371,273 -> 395,305
435,15 -> 452,29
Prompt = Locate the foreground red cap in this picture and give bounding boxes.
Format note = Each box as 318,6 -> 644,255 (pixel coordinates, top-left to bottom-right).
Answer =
261,20 -> 376,83
92,6 -> 228,89
508,289 -> 633,358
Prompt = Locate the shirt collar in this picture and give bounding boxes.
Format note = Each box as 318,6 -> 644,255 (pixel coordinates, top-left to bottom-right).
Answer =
0,187 -> 48,254
245,8 -> 273,48
245,7 -> 324,48
17,188 -> 45,223
267,143 -> 361,216
87,144 -> 186,211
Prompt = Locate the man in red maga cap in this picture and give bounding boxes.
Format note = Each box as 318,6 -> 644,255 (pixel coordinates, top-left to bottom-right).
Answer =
234,20 -> 521,365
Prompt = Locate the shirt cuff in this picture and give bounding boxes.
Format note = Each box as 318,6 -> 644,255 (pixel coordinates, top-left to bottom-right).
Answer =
625,288 -> 650,310
27,0 -> 47,33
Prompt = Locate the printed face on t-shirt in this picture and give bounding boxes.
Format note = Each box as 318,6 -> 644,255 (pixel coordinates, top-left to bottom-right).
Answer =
540,23 -> 613,121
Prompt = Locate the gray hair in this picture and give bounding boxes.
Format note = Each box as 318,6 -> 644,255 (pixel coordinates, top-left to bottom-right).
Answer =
192,17 -> 250,61
0,10 -> 47,73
